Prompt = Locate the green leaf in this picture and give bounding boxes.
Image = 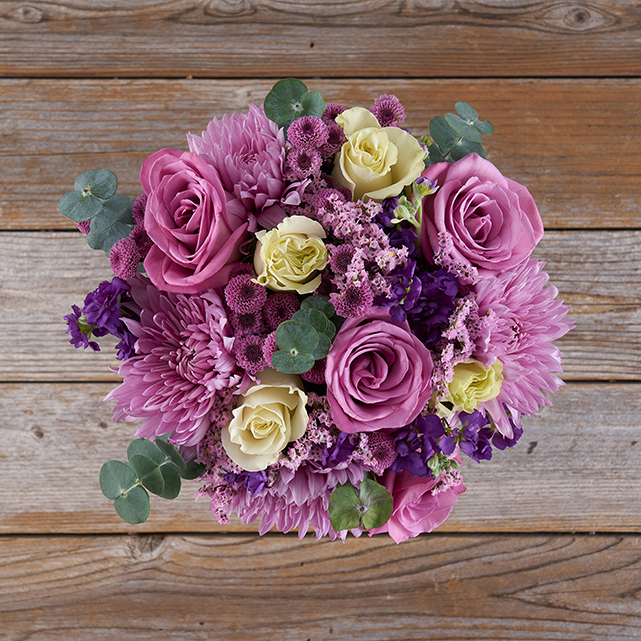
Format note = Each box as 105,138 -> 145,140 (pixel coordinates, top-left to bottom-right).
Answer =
58,190 -> 104,222
180,458 -> 206,481
444,112 -> 483,143
86,220 -> 132,254
263,78 -> 325,127
312,332 -> 331,360
129,454 -> 165,496
275,320 -> 319,355
99,460 -> 138,500
429,116 -> 460,153
329,483 -> 362,531
127,438 -> 165,466
74,169 -> 118,201
291,308 -> 329,335
474,119 -> 494,136
154,437 -> 187,474
158,462 -> 182,499
113,485 -> 150,524
272,350 -> 316,374
359,479 -> 393,530
90,193 -> 131,233
448,137 -> 486,162
426,144 -> 446,166
301,295 -> 335,318
454,101 -> 478,122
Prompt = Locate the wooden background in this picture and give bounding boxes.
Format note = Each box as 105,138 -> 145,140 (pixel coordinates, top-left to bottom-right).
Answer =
1,1 -> 640,639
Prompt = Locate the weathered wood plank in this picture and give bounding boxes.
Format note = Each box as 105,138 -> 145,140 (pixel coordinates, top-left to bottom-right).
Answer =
0,231 -> 637,381
0,1 -> 640,78
2,382 -> 640,534
2,533 -> 641,640
1,78 -> 640,230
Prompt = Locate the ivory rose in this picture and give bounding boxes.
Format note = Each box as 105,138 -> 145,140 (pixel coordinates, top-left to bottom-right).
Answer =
221,368 -> 308,472
325,308 -> 433,433
420,153 -> 544,278
254,215 -> 327,294
141,148 -> 249,294
331,107 -> 424,201
447,359 -> 503,413
368,468 -> 466,543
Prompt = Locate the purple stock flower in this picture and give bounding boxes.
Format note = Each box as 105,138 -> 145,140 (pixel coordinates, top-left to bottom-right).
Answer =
321,432 -> 357,468
491,408 -> 524,450
457,411 -> 493,462
64,305 -> 100,352
391,414 -> 445,478
225,470 -> 268,497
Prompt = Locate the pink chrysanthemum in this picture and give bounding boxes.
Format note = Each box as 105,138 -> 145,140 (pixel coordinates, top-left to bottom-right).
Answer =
230,309 -> 265,337
235,335 -> 267,375
225,273 -> 267,314
187,104 -> 298,223
109,236 -> 140,280
263,291 -> 301,331
262,331 -> 279,366
229,263 -> 256,279
130,224 -> 153,259
288,148 -> 323,179
474,258 -> 573,435
76,220 -> 91,235
370,94 -> 405,128
321,121 -> 347,158
288,116 -> 329,150
301,358 -> 326,385
328,244 -> 356,275
106,276 -> 240,447
364,431 -> 397,474
132,193 -> 147,226
323,103 -> 345,121
331,281 -> 374,318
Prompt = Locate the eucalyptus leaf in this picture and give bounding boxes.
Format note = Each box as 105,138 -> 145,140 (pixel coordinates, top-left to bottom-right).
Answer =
448,138 -> 486,162
328,483 -> 362,531
426,144 -> 446,166
275,320 -> 319,355
158,462 -> 182,499
444,113 -> 483,143
129,454 -> 165,496
90,194 -> 133,233
359,479 -> 393,530
86,220 -> 132,254
301,295 -> 335,318
99,460 -> 138,500
113,485 -> 150,524
263,78 -> 325,127
74,169 -> 118,201
58,190 -> 104,222
154,437 -> 187,474
474,119 -> 494,136
180,458 -> 206,481
291,308 -> 329,335
312,332 -> 331,360
429,116 -> 460,153
454,101 -> 479,122
127,438 -> 165,466
272,350 -> 316,374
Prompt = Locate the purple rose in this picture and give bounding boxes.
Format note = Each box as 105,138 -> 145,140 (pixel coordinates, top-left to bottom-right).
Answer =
368,468 -> 466,543
420,153 -> 543,277
141,148 -> 249,294
325,308 -> 434,433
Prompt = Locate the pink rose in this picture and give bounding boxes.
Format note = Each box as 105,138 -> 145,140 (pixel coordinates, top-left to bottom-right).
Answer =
325,308 -> 433,433
141,148 -> 249,294
369,469 -> 466,543
421,153 -> 543,278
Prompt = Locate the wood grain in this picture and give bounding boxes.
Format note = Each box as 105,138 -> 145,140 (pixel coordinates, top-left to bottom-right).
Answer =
0,230 -> 637,381
1,78 -> 640,230
2,382 -> 640,535
0,1 -> 640,78
3,533 -> 641,640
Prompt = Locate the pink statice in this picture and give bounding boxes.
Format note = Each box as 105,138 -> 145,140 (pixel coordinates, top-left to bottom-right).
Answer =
106,275 -> 240,447
187,104 -> 303,228
473,258 -> 573,435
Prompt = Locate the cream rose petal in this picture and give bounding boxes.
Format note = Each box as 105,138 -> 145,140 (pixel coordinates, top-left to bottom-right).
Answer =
335,106 -> 380,136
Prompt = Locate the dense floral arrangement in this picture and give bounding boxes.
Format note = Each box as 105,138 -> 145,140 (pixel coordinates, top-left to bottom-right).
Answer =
61,79 -> 572,542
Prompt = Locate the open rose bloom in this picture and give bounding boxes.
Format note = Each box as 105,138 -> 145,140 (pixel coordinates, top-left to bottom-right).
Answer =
62,81 -> 573,541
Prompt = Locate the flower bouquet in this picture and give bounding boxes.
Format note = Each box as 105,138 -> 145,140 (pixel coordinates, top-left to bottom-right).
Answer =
61,79 -> 572,542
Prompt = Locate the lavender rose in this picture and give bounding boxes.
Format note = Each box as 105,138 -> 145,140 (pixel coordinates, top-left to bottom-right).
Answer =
325,308 -> 433,433
141,148 -> 249,294
420,153 -> 543,278
368,469 -> 466,543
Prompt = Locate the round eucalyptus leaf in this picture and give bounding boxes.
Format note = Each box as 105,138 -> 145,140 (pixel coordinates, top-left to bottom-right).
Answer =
180,458 -> 206,481
74,169 -> 118,201
58,190 -> 103,222
429,116 -> 459,153
275,320 -> 319,355
359,479 -> 393,530
444,113 -> 483,143
264,78 -> 309,126
127,438 -> 165,466
292,308 -> 329,335
454,101 -> 479,122
312,332 -> 331,360
154,437 -> 187,473
113,485 -> 150,524
158,462 -> 182,499
129,454 -> 165,496
99,460 -> 138,500
89,193 -> 131,233
329,483 -> 362,531
272,350 -> 316,374
86,220 -> 132,254
448,138 -> 486,162
474,119 -> 494,136
301,295 -> 335,318
301,90 -> 326,118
